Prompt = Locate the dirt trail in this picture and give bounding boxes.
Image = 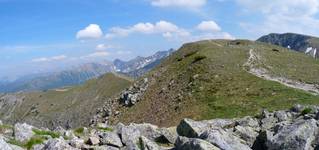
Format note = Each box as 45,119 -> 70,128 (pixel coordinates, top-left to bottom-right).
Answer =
244,49 -> 319,95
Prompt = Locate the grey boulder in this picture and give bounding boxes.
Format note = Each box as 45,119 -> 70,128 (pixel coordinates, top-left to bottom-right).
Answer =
175,136 -> 220,150
265,119 -> 318,150
177,118 -> 234,138
14,123 -> 35,143
99,132 -> 123,148
200,128 -> 251,150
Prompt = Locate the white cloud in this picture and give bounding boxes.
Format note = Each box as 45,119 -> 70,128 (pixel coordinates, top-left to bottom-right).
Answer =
32,55 -> 67,62
237,0 -> 319,36
95,44 -> 113,51
197,21 -> 221,32
151,0 -> 207,9
51,55 -> 67,60
106,20 -> 233,42
191,32 -> 235,41
81,51 -> 109,59
105,20 -> 190,39
76,24 -> 103,40
32,57 -> 49,62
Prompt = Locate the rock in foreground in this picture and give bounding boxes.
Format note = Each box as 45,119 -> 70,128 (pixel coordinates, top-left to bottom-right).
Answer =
1,105 -> 319,150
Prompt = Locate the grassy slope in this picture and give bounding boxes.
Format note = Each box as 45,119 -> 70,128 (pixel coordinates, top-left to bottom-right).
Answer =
115,40 -> 319,127
255,41 -> 319,84
7,73 -> 132,129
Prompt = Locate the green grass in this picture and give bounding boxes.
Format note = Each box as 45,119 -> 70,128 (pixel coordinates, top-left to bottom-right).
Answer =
8,136 -> 46,150
7,139 -> 24,147
7,128 -> 59,150
137,138 -> 145,150
0,124 -> 13,129
117,40 -> 319,127
1,73 -> 132,129
25,137 -> 45,150
0,124 -> 13,134
32,128 -> 60,138
192,55 -> 207,63
301,107 -> 313,115
256,42 -> 319,84
74,127 -> 84,137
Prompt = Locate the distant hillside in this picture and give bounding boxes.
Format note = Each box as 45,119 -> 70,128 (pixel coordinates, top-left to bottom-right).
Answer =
0,49 -> 173,93
257,33 -> 319,58
0,62 -> 115,93
0,73 -> 132,129
108,39 -> 319,127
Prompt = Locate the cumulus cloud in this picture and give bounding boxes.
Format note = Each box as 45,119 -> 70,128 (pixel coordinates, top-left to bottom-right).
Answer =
76,24 -> 103,40
151,0 -> 207,9
105,20 -> 233,42
197,21 -> 221,32
81,51 -> 109,59
237,0 -> 319,36
105,20 -> 190,39
190,32 -> 235,41
95,44 -> 112,51
32,55 -> 67,62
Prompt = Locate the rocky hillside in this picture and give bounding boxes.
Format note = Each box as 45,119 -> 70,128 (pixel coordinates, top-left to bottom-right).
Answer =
0,73 -> 132,129
1,105 -> 319,150
0,49 -> 173,93
257,33 -> 319,58
98,39 -> 319,127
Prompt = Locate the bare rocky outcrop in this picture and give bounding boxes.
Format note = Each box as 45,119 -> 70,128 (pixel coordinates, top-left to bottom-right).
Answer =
91,77 -> 149,126
119,78 -> 149,106
3,105 -> 319,150
14,123 -> 35,143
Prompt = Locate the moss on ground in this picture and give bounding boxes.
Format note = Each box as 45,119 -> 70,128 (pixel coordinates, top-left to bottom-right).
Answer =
8,136 -> 46,150
32,128 -> 60,138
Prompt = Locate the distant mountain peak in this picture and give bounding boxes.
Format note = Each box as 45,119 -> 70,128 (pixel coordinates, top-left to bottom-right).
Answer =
112,49 -> 174,74
257,33 -> 319,58
0,49 -> 174,93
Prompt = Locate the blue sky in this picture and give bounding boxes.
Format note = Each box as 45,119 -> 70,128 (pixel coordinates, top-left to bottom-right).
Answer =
1,0 -> 319,79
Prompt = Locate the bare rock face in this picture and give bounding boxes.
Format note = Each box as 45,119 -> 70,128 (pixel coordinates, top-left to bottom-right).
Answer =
177,118 -> 235,138
200,129 -> 252,150
120,78 -> 149,106
88,136 -> 100,146
43,138 -> 78,150
265,119 -> 318,150
99,132 -> 123,148
14,123 -> 35,143
140,136 -> 161,150
0,136 -> 24,150
175,136 -> 220,150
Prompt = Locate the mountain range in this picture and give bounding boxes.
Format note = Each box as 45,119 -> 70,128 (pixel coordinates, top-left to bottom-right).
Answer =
0,49 -> 173,93
257,33 -> 319,58
0,35 -> 318,130
0,33 -> 318,149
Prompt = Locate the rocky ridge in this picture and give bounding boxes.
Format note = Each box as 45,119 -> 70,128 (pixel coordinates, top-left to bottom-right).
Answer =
257,33 -> 319,58
2,105 -> 319,150
91,77 -> 149,125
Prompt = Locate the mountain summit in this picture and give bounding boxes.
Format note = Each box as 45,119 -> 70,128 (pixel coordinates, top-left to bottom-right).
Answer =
257,33 -> 319,58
